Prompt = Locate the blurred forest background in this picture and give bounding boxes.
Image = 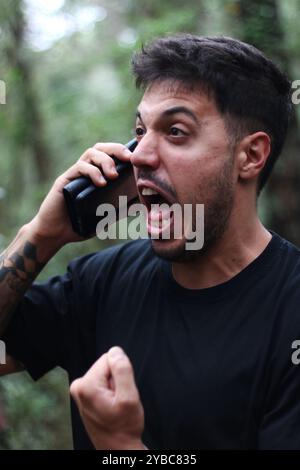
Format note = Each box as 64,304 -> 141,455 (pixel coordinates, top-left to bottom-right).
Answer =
0,0 -> 300,450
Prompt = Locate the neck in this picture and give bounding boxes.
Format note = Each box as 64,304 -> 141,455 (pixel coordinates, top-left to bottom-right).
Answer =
171,200 -> 271,290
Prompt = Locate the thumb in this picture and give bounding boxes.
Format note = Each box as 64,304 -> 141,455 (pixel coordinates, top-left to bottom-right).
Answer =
107,346 -> 139,401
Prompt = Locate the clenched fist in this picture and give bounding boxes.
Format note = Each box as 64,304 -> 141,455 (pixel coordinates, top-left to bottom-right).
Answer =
70,346 -> 146,450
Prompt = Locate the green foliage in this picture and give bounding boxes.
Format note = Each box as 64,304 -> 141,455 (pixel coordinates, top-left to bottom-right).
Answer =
0,369 -> 72,449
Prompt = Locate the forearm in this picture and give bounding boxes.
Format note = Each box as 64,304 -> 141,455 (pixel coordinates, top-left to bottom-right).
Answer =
0,221 -> 63,336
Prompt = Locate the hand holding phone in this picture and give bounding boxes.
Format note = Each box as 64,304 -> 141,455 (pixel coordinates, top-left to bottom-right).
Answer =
63,139 -> 138,237
27,140 -> 138,249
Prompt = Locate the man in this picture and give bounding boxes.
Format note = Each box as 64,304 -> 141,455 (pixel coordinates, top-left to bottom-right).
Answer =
0,33 -> 299,450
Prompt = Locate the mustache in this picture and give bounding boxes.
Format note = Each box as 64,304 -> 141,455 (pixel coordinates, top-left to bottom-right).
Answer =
137,170 -> 177,200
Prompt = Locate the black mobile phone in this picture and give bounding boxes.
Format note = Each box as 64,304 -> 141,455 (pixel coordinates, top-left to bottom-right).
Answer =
63,139 -> 138,237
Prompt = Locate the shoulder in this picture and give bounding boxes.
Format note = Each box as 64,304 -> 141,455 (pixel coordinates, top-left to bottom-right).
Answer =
267,232 -> 300,344
274,233 -> 300,292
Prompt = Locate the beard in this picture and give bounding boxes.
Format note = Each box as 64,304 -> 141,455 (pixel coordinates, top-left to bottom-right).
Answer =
150,156 -> 235,262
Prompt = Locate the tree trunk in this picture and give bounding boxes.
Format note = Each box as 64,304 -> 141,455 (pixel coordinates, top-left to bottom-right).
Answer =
3,0 -> 51,184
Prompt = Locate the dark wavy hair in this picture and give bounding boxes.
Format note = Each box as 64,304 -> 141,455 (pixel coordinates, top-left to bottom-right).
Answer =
132,34 -> 292,194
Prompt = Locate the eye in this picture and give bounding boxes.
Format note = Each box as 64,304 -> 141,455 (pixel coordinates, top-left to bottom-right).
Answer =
135,127 -> 145,137
169,127 -> 187,137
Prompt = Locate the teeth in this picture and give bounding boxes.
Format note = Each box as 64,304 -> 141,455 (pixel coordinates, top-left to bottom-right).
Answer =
141,187 -> 159,196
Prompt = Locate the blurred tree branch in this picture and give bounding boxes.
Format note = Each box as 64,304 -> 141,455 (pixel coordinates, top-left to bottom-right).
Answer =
1,0 -> 51,184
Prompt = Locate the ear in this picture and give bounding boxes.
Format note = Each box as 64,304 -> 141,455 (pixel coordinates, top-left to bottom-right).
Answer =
236,132 -> 271,182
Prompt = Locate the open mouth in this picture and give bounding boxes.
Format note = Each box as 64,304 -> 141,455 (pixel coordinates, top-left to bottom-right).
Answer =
138,183 -> 175,208
138,184 -> 176,238
141,189 -> 169,209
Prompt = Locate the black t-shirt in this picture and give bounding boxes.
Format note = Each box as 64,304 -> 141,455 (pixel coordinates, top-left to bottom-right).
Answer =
3,231 -> 300,449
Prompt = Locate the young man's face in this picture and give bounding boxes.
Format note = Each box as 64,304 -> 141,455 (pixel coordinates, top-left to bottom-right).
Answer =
131,80 -> 237,261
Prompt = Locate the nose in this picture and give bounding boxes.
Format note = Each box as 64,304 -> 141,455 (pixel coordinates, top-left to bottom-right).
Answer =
130,135 -> 160,170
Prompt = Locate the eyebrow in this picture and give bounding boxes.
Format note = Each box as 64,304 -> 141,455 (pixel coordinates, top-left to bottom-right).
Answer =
136,106 -> 199,125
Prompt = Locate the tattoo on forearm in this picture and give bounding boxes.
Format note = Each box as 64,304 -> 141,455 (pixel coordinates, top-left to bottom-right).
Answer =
0,241 -> 45,287
0,238 -> 45,334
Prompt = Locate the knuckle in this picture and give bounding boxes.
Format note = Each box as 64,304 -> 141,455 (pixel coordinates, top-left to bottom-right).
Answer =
91,166 -> 101,177
112,356 -> 131,372
71,379 -> 93,402
111,143 -> 123,152
103,159 -> 115,170
101,152 -> 113,162
93,142 -> 103,149
117,144 -> 129,155
54,172 -> 71,188
117,395 -> 138,413
90,164 -> 100,173
54,175 -> 63,187
70,378 -> 83,398
80,148 -> 94,160
75,161 -> 85,171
